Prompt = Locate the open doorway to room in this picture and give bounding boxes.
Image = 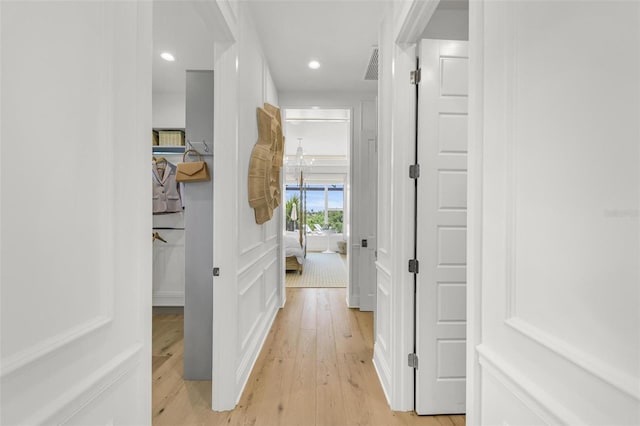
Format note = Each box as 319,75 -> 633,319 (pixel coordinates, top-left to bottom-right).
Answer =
151,1 -> 216,419
282,108 -> 351,290
283,108 -> 351,288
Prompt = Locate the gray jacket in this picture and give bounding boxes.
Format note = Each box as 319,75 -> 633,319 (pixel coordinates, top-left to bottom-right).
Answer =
152,160 -> 183,214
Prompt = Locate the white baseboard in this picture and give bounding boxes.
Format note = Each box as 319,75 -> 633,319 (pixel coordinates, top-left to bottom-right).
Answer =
152,291 -> 184,306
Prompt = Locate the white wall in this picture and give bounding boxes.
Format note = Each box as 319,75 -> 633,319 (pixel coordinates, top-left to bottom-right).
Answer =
152,92 -> 185,129
468,1 -> 640,424
420,6 -> 468,41
235,6 -> 281,399
284,120 -> 350,157
1,1 -> 152,423
212,1 -> 281,410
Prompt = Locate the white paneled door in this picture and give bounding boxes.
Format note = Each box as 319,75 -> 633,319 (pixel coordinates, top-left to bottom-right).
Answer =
357,99 -> 378,311
1,2 -> 151,424
415,39 -> 468,415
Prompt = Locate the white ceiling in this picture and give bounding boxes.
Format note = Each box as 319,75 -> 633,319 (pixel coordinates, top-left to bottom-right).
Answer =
152,2 -> 214,95
247,1 -> 388,93
152,1 -> 469,96
153,1 -> 389,95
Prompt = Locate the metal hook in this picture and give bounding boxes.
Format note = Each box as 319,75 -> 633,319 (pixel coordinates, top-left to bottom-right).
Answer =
186,139 -> 209,153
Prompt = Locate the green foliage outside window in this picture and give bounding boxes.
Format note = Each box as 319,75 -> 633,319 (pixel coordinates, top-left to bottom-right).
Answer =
305,210 -> 343,233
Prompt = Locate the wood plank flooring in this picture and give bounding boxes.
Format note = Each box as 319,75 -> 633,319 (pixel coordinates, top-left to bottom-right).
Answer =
153,288 -> 466,426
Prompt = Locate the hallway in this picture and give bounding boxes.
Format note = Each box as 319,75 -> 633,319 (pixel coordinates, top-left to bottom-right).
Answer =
153,288 -> 466,425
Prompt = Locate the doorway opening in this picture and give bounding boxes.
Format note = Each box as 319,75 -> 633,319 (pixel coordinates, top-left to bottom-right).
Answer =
282,108 -> 351,290
407,0 -> 470,416
151,0 -> 216,417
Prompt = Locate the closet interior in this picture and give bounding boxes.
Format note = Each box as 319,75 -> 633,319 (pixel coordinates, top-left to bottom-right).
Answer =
152,1 -> 214,381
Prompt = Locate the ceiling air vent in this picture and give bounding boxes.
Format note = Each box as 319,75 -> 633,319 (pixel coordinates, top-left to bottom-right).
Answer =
364,47 -> 378,81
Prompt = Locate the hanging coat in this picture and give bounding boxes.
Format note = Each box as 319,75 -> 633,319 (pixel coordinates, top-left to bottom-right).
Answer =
152,160 -> 183,214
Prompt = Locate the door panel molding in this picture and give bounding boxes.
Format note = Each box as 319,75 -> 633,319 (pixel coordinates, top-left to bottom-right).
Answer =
26,344 -> 143,425
505,318 -> 640,401
477,345 -> 582,425
1,316 -> 112,377
416,39 -> 468,415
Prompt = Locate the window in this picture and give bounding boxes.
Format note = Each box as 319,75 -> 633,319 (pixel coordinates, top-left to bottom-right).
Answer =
285,184 -> 344,233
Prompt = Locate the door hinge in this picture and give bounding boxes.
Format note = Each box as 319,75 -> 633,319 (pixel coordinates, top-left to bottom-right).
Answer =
213,267 -> 220,277
409,164 -> 420,179
408,259 -> 419,274
410,68 -> 421,85
408,353 -> 419,369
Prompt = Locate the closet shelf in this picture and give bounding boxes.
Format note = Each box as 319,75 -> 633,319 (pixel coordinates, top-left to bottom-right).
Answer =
152,146 -> 185,154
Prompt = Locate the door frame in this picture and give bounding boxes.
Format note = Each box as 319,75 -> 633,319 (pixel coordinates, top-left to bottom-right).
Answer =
386,1 -> 480,420
466,1 -> 483,423
381,0 -> 439,412
277,105 -> 354,307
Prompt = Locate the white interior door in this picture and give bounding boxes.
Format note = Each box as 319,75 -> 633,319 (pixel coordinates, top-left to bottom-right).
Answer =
469,1 -> 639,424
415,39 -> 468,415
1,2 -> 152,424
357,99 -> 378,311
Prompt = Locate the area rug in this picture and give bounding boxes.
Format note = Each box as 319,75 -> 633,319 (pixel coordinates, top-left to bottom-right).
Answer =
286,252 -> 347,288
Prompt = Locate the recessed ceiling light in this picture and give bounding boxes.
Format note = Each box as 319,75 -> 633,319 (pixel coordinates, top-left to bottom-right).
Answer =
308,60 -> 320,70
161,52 -> 175,62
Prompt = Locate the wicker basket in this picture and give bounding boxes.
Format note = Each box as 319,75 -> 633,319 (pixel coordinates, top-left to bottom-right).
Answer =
158,130 -> 185,146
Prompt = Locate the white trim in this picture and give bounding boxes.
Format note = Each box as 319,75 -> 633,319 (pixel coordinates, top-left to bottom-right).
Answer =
265,233 -> 278,243
238,271 -> 262,298
374,261 -> 392,279
466,0 -> 484,423
506,318 -> 640,401
373,346 -> 393,405
279,168 -> 287,309
134,1 -> 153,422
234,301 -> 279,404
395,0 -> 440,44
504,1 -> 518,321
265,285 -> 278,309
0,316 -> 112,377
237,244 -> 278,278
193,0 -> 235,43
389,40 -> 417,412
240,241 -> 264,256
24,344 -> 143,425
152,291 -> 185,307
212,38 -> 240,411
477,345 -> 585,425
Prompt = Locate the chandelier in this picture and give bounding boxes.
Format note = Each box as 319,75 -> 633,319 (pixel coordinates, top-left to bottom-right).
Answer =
288,138 -> 311,183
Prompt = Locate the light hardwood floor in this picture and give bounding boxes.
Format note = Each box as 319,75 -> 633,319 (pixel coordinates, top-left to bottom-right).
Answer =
153,288 -> 466,426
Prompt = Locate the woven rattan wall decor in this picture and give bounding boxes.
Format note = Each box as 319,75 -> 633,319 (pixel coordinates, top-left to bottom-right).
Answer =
248,103 -> 285,224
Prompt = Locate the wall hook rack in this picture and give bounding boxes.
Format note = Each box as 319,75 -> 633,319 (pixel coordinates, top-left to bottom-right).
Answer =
186,140 -> 212,156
